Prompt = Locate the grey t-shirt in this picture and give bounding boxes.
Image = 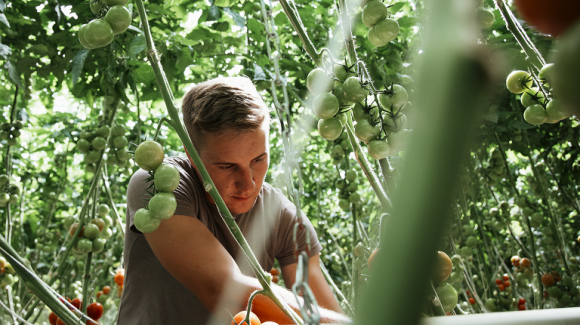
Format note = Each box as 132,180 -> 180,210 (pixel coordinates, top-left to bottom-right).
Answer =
117,156 -> 322,325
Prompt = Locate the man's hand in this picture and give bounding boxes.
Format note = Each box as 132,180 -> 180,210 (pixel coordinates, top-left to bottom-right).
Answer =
144,215 -> 350,323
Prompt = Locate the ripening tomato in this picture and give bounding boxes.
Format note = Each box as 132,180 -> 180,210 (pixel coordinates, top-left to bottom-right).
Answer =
270,268 -> 279,276
231,311 -> 261,325
114,273 -> 125,286
87,302 -> 104,321
102,286 -> 111,295
514,0 -> 580,37
48,312 -> 58,325
71,298 -> 82,310
520,258 -> 531,268
56,318 -> 66,325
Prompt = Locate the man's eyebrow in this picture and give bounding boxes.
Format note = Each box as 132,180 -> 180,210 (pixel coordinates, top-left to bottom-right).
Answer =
213,152 -> 268,165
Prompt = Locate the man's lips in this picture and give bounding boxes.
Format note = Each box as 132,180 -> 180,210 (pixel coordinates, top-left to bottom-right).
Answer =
232,196 -> 251,202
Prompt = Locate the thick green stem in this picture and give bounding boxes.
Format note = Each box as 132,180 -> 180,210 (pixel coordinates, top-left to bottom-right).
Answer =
494,0 -> 545,69
278,0 -> 322,65
81,253 -> 93,315
133,1 -> 302,323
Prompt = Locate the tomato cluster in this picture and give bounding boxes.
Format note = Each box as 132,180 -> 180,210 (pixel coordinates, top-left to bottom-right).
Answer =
360,0 -> 400,48
133,140 -> 180,233
505,66 -> 572,126
78,0 -> 132,49
0,174 -> 20,208
0,120 -> 23,146
540,271 -> 580,307
65,204 -> 113,258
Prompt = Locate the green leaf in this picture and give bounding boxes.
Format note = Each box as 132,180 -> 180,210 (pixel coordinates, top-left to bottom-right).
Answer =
211,21 -> 230,32
247,18 -> 264,34
5,60 -> 23,88
223,7 -> 245,28
207,6 -> 222,21
128,34 -> 146,58
115,82 -> 133,105
71,49 -> 89,86
511,121 -> 536,130
0,13 -> 9,28
389,2 -> 405,12
214,0 -> 238,8
127,25 -> 144,34
0,43 -> 11,59
397,16 -> 419,28
131,63 -> 155,84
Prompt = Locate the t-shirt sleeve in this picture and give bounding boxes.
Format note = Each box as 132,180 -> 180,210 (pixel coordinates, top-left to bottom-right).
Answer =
275,194 -> 322,267
126,158 -> 199,234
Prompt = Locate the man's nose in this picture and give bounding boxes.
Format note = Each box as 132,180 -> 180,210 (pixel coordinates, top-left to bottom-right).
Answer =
235,167 -> 255,195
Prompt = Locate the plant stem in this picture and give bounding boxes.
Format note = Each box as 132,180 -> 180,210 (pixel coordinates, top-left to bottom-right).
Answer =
344,116 -> 391,212
494,0 -> 545,69
278,0 -> 322,65
81,253 -> 93,315
319,260 -> 354,315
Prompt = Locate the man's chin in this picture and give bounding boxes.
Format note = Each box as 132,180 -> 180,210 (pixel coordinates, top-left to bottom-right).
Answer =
226,198 -> 257,215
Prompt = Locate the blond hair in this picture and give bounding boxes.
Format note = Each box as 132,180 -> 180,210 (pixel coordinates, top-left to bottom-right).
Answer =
182,77 -> 270,148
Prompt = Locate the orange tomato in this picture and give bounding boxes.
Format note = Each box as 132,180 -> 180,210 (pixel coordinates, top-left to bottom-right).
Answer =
56,318 -> 66,325
368,248 -> 379,270
510,256 -> 520,267
231,311 -> 261,325
96,291 -> 103,299
541,273 -> 555,286
434,251 -> 453,282
102,286 -> 111,295
272,276 -> 279,284
520,258 -> 531,268
48,312 -> 58,325
117,285 -> 124,297
270,268 -> 279,276
114,273 -> 124,286
514,0 -> 580,37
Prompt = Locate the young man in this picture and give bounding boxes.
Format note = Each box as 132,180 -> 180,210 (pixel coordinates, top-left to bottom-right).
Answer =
117,77 -> 350,324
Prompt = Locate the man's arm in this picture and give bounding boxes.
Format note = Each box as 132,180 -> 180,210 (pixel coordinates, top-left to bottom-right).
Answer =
144,215 -> 350,323
281,254 -> 345,314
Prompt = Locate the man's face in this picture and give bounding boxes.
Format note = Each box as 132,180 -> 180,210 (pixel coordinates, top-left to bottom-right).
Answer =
188,125 -> 269,215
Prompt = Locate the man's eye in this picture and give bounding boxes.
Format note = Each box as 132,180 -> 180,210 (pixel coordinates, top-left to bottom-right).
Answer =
219,165 -> 233,170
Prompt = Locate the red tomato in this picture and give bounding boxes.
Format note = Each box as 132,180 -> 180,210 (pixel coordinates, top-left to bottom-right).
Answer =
56,318 -> 66,325
514,0 -> 580,37
96,291 -> 103,299
468,297 -> 476,305
520,258 -> 531,268
270,268 -> 279,276
504,281 -> 511,287
541,273 -> 555,286
502,275 -> 509,281
71,298 -> 82,310
48,312 -> 58,325
87,302 -> 104,321
518,304 -> 526,310
102,286 -> 111,295
510,256 -> 520,267
495,279 -> 502,285
518,298 -> 526,305
498,284 -> 505,291
231,311 -> 261,325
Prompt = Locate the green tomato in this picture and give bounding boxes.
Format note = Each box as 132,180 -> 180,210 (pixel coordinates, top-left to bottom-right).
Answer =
352,103 -> 368,122
349,192 -> 361,204
78,24 -> 96,50
354,119 -> 380,143
112,125 -> 126,137
116,148 -> 131,161
547,286 -> 562,298
372,18 -> 399,44
342,77 -> 368,103
107,154 -> 119,166
367,140 -> 391,160
92,238 -> 106,253
379,85 -> 408,112
345,170 -> 357,182
103,215 -> 114,227
524,104 -> 548,125
435,283 -> 458,313
539,63 -> 554,88
84,19 -> 114,48
354,243 -> 365,258
99,0 -> 129,5
135,140 -> 165,171
333,64 -> 349,82
134,208 -> 161,233
521,87 -> 547,107
77,238 -> 93,254
104,5 -> 132,35
477,8 -> 495,29
77,139 -> 90,153
154,163 -> 181,193
506,70 -> 533,94
546,99 -> 570,121
92,136 -> 107,151
113,136 -> 128,149
361,1 -> 388,28
148,193 -> 177,220
465,236 -> 478,247
83,223 -> 101,240
85,150 -> 100,164
95,126 -> 110,138
98,204 -> 110,216
306,68 -> 333,95
100,227 -> 113,239
313,93 -> 340,119
90,218 -> 106,232
318,118 -> 343,141
338,199 -> 350,211
388,129 -> 410,150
